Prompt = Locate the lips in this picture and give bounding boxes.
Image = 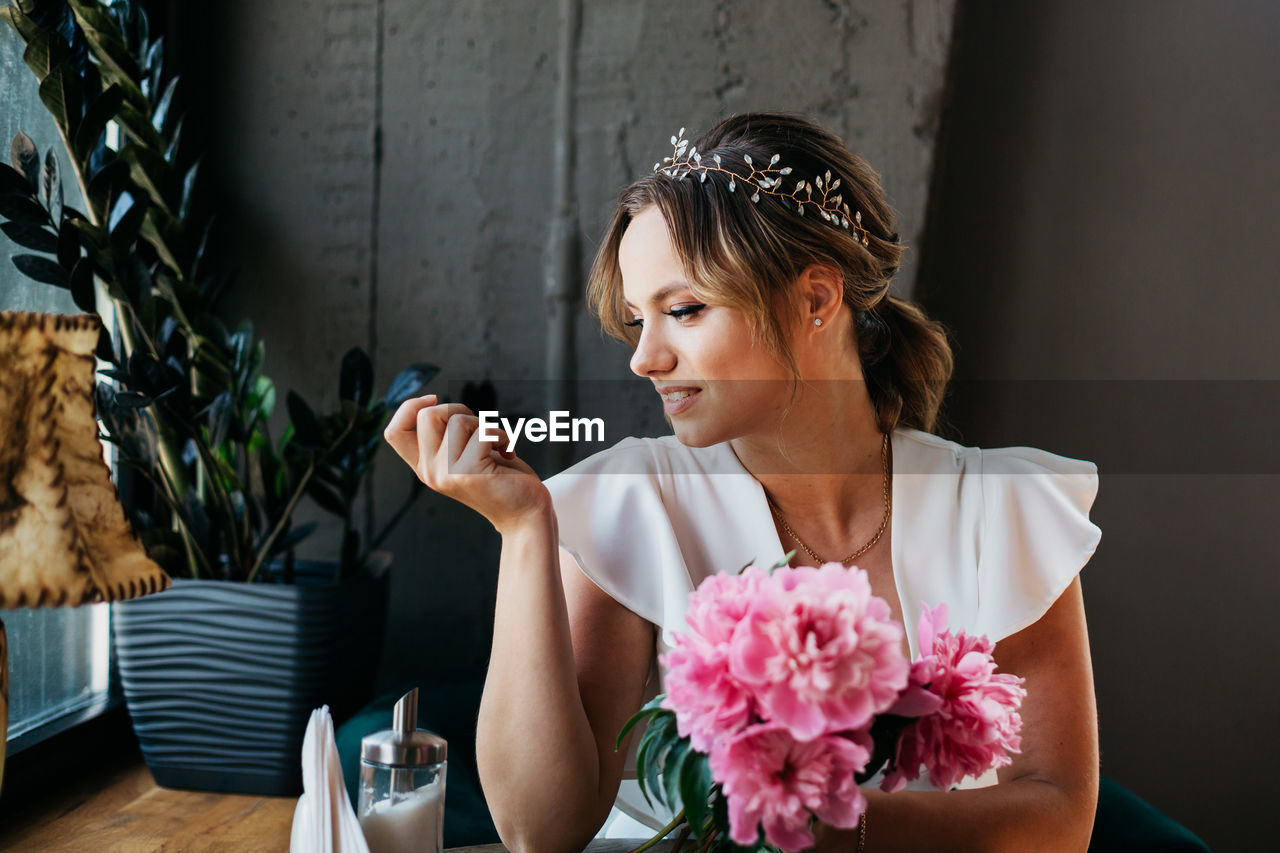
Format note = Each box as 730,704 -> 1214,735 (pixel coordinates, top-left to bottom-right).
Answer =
656,385 -> 701,415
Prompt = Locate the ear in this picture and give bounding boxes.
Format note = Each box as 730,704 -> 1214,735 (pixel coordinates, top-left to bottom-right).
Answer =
797,263 -> 844,325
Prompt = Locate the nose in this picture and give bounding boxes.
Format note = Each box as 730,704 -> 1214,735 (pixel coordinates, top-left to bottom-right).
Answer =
629,324 -> 676,377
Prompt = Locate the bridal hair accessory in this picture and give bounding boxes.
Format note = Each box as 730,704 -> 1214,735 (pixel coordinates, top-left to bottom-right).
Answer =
655,128 -> 872,246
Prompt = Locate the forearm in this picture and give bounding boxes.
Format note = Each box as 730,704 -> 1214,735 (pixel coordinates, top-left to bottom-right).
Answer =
813,777 -> 1097,853
475,511 -> 604,852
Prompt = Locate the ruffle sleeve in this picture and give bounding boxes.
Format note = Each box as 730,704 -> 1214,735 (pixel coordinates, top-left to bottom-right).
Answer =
975,445 -> 1102,642
543,437 -> 690,628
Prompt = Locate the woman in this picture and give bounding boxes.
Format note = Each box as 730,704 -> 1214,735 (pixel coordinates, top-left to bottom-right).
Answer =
385,113 -> 1101,852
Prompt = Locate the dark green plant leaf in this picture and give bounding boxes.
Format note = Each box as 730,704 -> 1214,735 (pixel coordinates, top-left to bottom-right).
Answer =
287,390 -> 326,450
0,163 -> 31,198
617,695 -> 669,750
74,83 -> 125,162
272,521 -> 317,555
144,33 -> 164,79
21,28 -> 69,80
164,115 -> 183,163
95,324 -> 118,364
339,347 -> 373,406
87,155 -> 127,210
40,148 -> 61,223
39,65 -> 83,136
384,363 -> 441,407
663,739 -> 691,814
306,480 -> 346,516
207,390 -> 234,449
151,74 -> 178,132
69,258 -> 95,311
119,142 -> 174,214
179,157 -> 199,220
0,5 -> 42,44
686,747 -> 716,835
108,191 -> 146,249
9,131 -> 38,190
0,193 -> 49,225
69,0 -> 144,90
113,100 -> 162,151
56,217 -> 79,267
12,253 -> 67,286
116,389 -> 152,408
0,220 -> 57,253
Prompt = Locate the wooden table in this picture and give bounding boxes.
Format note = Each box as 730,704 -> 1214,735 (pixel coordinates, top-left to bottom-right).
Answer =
0,757 -> 675,852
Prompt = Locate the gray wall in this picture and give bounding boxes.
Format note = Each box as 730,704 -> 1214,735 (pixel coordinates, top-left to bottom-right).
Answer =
202,0 -> 955,679
918,2 -> 1278,850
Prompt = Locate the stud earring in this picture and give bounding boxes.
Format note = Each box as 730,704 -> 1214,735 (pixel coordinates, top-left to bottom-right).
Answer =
813,318 -> 823,327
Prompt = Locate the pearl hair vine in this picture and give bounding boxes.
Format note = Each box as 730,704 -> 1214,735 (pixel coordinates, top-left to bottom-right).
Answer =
654,127 -> 872,247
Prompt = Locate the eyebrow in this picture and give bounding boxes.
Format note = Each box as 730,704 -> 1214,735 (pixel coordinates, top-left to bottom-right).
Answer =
622,282 -> 694,310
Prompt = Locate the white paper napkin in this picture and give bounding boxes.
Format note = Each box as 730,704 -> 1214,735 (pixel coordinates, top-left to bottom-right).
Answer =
290,705 -> 371,853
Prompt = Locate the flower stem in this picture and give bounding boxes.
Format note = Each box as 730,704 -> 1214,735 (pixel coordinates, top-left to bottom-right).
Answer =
626,809 -> 686,853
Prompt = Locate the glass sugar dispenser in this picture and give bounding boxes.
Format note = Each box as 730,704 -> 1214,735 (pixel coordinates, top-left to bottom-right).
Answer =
358,688 -> 447,853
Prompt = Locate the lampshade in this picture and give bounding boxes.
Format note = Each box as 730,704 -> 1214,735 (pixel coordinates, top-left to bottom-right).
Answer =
0,311 -> 169,606
0,310 -> 170,795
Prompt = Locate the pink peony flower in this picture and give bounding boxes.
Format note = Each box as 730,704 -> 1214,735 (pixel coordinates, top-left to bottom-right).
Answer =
709,722 -> 871,852
728,563 -> 910,741
882,603 -> 1027,792
661,567 -> 770,751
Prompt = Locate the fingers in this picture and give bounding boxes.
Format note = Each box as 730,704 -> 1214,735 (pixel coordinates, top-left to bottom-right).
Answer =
383,394 -> 439,468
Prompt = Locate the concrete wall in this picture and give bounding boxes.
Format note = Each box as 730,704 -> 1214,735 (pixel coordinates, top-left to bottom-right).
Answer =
192,0 -> 956,682
918,2 -> 1278,850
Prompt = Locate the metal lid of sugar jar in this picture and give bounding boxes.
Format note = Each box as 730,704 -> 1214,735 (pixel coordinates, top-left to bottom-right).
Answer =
360,687 -> 448,767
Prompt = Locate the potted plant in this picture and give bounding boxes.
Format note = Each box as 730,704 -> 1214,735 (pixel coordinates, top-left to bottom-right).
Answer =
0,0 -> 439,794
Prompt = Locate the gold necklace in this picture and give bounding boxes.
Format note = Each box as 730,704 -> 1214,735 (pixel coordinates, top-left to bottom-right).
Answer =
767,432 -> 891,565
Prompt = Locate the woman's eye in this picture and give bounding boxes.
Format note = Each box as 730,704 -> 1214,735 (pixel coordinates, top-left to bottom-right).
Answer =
665,304 -> 706,321
623,304 -> 704,328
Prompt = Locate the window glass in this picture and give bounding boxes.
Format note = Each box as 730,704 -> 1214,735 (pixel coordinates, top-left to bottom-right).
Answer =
2,22 -> 112,752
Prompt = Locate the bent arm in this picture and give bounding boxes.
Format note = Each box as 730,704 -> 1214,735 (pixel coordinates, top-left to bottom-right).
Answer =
476,508 -> 654,853
814,577 -> 1099,853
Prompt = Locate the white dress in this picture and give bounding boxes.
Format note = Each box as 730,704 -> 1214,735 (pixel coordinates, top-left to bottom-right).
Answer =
543,426 -> 1102,837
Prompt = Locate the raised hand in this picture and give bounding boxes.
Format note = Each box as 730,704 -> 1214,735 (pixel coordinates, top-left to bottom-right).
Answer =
383,394 -> 551,534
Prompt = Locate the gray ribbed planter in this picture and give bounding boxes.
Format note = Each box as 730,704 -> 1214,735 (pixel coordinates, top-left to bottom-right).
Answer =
113,562 -> 388,796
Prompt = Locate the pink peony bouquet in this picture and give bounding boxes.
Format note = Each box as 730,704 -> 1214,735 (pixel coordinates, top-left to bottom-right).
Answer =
619,560 -> 1026,853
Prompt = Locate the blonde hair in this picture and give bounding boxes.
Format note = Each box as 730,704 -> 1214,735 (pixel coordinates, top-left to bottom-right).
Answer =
587,113 -> 953,434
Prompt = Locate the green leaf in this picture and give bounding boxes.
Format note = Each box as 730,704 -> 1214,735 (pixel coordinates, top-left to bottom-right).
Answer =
306,480 -> 347,516
339,347 -> 373,406
9,131 -> 39,190
1,220 -> 57,253
40,148 -> 61,223
0,163 -> 31,197
617,695 -> 669,750
39,65 -> 84,136
69,258 -> 95,312
178,157 -> 199,220
56,217 -> 80,268
287,390 -> 326,450
139,205 -> 183,273
207,390 -> 234,449
118,142 -> 174,214
13,253 -> 68,287
151,75 -> 178,132
74,83 -> 126,163
663,739 -> 691,814
69,0 -> 144,93
21,29 -> 69,80
0,193 -> 49,225
87,156 -> 128,211
114,100 -> 163,152
384,363 -> 441,407
0,5 -> 42,44
108,192 -> 147,250
680,751 -> 714,835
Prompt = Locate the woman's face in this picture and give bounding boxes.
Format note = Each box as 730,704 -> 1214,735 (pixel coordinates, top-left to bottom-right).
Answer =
618,206 -> 795,447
